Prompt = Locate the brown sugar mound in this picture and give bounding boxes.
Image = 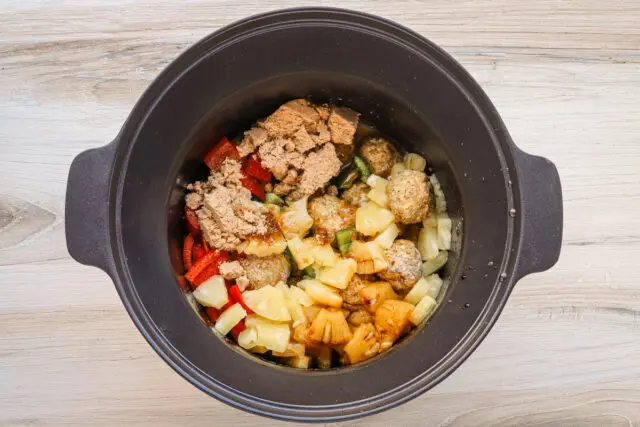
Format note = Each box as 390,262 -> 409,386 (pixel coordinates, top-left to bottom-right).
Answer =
298,143 -> 342,196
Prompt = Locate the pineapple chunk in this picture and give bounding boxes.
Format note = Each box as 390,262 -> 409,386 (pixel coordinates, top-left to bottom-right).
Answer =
424,274 -> 444,299
374,300 -> 414,350
214,303 -> 247,336
436,213 -> 452,250
404,153 -> 427,171
278,196 -> 313,239
429,174 -> 447,214
350,240 -> 389,274
390,162 -> 407,176
287,355 -> 311,369
306,239 -> 338,267
297,279 -> 343,308
366,175 -> 389,208
272,342 -> 306,358
237,327 -> 259,350
373,223 -> 400,249
344,323 -> 381,364
288,285 -> 314,307
303,305 -> 322,323
410,295 -> 437,325
249,346 -> 269,354
287,236 -> 314,269
254,322 -> 291,353
404,277 -> 430,305
285,298 -> 307,328
422,251 -> 448,276
417,227 -> 439,261
243,285 -> 291,322
244,314 -> 287,328
355,202 -> 395,236
192,275 -> 228,309
308,308 -> 353,345
423,213 -> 438,229
359,281 -> 399,314
238,233 -> 287,257
316,258 -> 357,290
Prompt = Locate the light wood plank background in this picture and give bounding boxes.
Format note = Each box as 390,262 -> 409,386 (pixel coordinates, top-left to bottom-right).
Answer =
1,0 -> 639,425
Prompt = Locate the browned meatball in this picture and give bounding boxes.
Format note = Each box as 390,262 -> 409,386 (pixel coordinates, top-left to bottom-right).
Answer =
359,137 -> 401,178
239,254 -> 291,289
387,170 -> 430,224
347,309 -> 372,327
341,182 -> 369,206
308,194 -> 356,244
378,240 -> 422,292
341,274 -> 369,310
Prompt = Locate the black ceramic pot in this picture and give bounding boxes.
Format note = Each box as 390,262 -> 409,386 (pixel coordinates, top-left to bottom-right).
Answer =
65,8 -> 562,422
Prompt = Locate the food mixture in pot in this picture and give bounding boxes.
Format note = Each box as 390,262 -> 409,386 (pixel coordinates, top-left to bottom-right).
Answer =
179,99 -> 451,369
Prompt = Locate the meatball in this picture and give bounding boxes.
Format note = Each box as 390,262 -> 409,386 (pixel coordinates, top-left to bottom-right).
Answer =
341,274 -> 369,310
308,195 -> 356,244
360,137 -> 401,178
378,240 -> 422,292
341,182 -> 369,206
387,170 -> 430,224
239,254 -> 291,289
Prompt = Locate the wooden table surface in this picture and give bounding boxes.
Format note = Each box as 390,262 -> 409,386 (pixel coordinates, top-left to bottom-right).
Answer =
2,1 -> 639,425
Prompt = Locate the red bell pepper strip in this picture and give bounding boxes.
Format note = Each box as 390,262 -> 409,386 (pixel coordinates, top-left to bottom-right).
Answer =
220,301 -> 234,312
190,251 -> 231,287
185,250 -> 224,283
230,320 -> 245,341
202,238 -> 209,252
240,174 -> 265,200
228,285 -> 252,314
192,242 -> 206,262
204,137 -> 239,171
182,234 -> 195,271
244,156 -> 272,182
205,307 -> 220,322
184,207 -> 200,236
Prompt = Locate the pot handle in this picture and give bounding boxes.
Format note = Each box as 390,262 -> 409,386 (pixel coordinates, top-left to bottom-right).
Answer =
513,147 -> 563,279
65,140 -> 117,273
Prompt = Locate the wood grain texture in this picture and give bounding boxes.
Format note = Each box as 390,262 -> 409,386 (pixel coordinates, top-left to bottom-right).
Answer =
1,0 -> 639,425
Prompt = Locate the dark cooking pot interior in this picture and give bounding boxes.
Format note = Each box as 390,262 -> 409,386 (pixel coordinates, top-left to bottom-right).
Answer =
90,8 -> 561,420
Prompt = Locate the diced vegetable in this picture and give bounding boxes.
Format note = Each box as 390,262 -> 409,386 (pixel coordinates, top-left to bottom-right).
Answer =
240,174 -> 265,200
278,196 -> 313,239
184,207 -> 201,236
214,303 -> 247,336
253,321 -> 290,353
204,137 -> 240,170
404,277 -> 430,305
355,202 -> 395,236
205,306 -> 221,322
192,242 -> 206,262
359,281 -> 399,313
373,223 -> 400,249
335,228 -> 357,255
303,265 -> 316,278
192,275 -> 229,309
183,234 -> 194,271
287,236 -> 314,269
374,300 -> 414,350
404,153 -> 427,171
410,295 -> 437,325
238,233 -> 287,257
185,250 -> 227,283
287,355 -> 311,369
242,285 -> 291,322
228,285 -> 252,314
344,323 -> 381,364
244,155 -> 272,182
417,227 -> 439,261
272,342 -> 306,358
237,327 -> 259,350
429,174 -> 447,214
230,321 -> 245,341
390,162 -> 407,176
366,175 -> 389,208
365,174 -> 385,188
308,309 -> 353,345
336,167 -> 359,189
264,192 -> 284,206
436,213 -> 452,250
422,251 -> 448,276
350,241 -> 389,274
353,155 -> 371,181
244,314 -> 286,328
297,279 -> 343,308
316,258 -> 357,290
424,274 -> 444,299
